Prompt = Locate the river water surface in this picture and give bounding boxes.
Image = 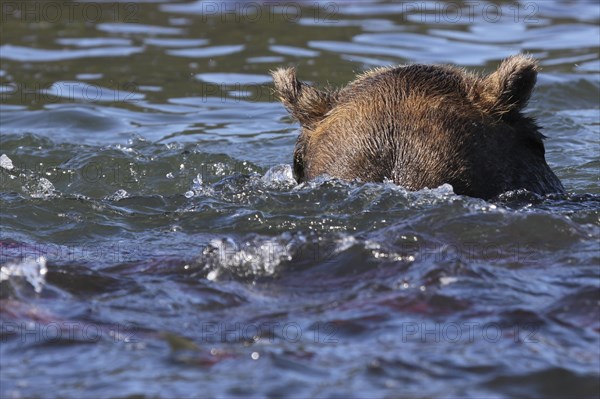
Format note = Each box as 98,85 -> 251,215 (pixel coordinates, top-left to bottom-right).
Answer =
1,1 -> 599,398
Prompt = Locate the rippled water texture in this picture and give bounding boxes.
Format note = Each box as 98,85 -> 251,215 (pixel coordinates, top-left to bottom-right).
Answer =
1,1 -> 599,398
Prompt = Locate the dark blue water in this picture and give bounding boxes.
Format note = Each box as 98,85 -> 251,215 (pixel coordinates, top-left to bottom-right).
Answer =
1,1 -> 599,398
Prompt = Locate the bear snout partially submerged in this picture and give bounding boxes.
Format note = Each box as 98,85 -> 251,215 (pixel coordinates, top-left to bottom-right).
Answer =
271,55 -> 564,200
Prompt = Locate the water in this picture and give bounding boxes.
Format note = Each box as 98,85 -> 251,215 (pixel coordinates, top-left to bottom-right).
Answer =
1,1 -> 599,397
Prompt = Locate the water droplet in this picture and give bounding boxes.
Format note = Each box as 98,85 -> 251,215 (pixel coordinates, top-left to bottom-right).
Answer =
440,277 -> 458,286
206,270 -> 218,281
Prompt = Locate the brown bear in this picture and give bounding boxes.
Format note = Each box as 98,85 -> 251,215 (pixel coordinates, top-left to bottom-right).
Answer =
271,55 -> 564,199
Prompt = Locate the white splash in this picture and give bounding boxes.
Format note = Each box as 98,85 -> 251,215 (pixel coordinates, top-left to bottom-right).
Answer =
261,164 -> 296,186
106,189 -> 129,201
185,173 -> 214,198
201,233 -> 305,280
0,154 -> 14,170
0,256 -> 48,293
27,177 -> 56,198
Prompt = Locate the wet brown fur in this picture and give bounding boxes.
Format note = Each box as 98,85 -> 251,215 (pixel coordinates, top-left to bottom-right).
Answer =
271,55 -> 564,199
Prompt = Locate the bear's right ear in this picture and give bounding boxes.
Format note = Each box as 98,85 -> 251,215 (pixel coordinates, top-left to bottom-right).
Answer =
271,68 -> 336,128
481,55 -> 538,116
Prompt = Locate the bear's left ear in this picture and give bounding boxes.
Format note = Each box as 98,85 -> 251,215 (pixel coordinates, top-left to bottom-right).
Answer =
482,55 -> 538,115
271,67 -> 337,128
